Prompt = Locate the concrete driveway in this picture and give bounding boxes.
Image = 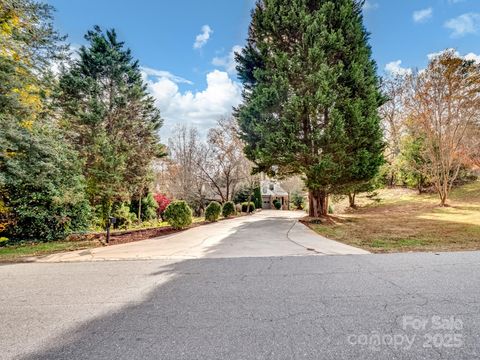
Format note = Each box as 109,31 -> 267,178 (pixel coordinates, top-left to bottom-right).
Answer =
40,210 -> 368,262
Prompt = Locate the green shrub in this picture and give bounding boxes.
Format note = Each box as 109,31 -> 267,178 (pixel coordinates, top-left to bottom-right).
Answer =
273,199 -> 282,210
222,201 -> 236,218
205,201 -> 222,222
291,192 -> 305,210
241,202 -> 256,213
0,237 -> 9,247
163,201 -> 193,229
328,204 -> 334,214
141,193 -> 159,221
112,202 -> 137,229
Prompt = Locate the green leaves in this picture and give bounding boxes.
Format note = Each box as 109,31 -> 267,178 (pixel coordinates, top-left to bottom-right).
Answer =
236,0 -> 384,199
57,26 -> 164,223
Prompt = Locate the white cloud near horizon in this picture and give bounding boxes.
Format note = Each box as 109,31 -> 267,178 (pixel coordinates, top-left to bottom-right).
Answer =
385,60 -> 412,76
386,50 -> 480,76
193,25 -> 213,49
141,66 -> 193,85
427,48 -> 480,63
212,45 -> 243,75
445,13 -> 480,37
144,69 -> 242,140
413,8 -> 433,23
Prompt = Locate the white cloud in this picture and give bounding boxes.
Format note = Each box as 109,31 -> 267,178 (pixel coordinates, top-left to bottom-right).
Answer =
385,60 -> 412,76
141,66 -> 193,85
145,70 -> 242,139
427,48 -> 457,60
445,13 -> 480,37
212,45 -> 243,75
427,49 -> 480,63
193,25 -> 213,49
413,8 -> 433,23
363,1 -> 379,11
464,52 -> 480,63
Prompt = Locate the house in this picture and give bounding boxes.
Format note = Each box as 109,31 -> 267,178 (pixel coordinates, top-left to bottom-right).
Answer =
260,179 -> 289,210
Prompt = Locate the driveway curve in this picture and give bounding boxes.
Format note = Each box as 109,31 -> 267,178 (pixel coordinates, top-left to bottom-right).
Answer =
40,210 -> 368,262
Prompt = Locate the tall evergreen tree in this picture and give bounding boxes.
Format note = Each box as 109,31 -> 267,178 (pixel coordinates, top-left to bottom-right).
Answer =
0,0 -> 89,241
236,0 -> 384,216
57,26 -> 163,223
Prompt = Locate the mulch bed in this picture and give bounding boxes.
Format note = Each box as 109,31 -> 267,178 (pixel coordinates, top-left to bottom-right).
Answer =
68,225 -> 192,246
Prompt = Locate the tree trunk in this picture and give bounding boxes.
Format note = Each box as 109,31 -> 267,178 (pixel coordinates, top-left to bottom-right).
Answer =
246,192 -> 252,213
348,193 -> 356,208
308,189 -> 329,217
439,190 -> 448,207
138,195 -> 142,223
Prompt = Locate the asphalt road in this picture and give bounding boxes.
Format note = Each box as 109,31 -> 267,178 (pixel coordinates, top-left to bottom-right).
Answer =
2,252 -> 480,359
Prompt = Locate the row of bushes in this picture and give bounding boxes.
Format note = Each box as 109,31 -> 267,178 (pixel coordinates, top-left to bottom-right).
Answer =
163,200 -> 257,230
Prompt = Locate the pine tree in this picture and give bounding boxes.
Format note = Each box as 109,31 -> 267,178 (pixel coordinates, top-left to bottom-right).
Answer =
57,26 -> 163,223
236,0 -> 384,217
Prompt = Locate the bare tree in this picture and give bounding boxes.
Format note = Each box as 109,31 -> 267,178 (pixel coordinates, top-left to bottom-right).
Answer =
406,50 -> 480,206
465,122 -> 480,168
379,74 -> 411,185
280,176 -> 304,210
198,117 -> 247,202
244,159 -> 262,212
167,126 -> 207,215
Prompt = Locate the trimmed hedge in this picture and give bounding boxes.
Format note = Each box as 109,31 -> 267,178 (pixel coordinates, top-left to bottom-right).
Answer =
273,199 -> 281,210
163,200 -> 192,229
241,202 -> 256,213
205,201 -> 222,222
222,201 -> 236,218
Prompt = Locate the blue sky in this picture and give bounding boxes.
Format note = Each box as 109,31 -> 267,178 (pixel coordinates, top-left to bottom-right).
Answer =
47,0 -> 480,139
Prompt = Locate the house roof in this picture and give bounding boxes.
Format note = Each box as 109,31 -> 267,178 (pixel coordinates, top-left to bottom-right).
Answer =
260,180 -> 288,197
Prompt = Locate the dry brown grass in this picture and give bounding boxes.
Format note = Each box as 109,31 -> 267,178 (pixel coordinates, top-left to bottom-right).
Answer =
310,182 -> 480,253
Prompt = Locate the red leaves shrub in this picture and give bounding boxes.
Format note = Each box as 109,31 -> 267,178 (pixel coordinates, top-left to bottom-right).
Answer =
154,193 -> 171,219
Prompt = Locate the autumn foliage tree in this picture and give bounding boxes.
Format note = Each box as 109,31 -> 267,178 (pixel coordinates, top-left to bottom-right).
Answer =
154,193 -> 171,220
405,50 -> 480,206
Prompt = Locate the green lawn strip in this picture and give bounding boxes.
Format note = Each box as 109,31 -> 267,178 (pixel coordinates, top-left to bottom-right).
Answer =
0,240 -> 100,262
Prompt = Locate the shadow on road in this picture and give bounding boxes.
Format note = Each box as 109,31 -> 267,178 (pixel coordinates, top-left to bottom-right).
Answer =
19,252 -> 480,359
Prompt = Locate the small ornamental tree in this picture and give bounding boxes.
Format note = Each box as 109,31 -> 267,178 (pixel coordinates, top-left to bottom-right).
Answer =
241,202 -> 256,213
163,201 -> 192,229
205,201 -> 222,222
154,193 -> 171,220
141,193 -> 158,221
222,201 -> 236,218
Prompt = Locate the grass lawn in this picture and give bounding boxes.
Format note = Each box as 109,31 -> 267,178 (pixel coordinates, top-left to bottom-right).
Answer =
0,240 -> 101,263
309,181 -> 480,253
